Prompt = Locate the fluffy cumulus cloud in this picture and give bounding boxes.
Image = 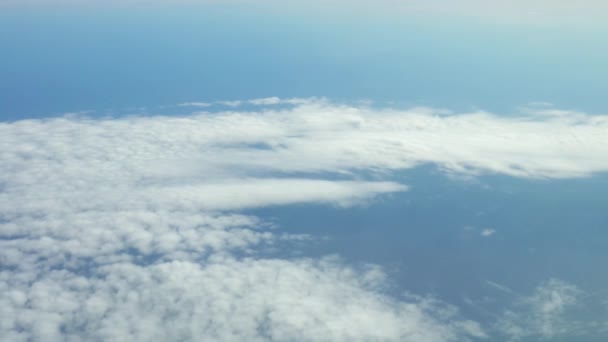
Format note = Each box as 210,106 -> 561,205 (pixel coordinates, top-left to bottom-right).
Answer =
1,98 -> 606,341
1,257 -> 487,342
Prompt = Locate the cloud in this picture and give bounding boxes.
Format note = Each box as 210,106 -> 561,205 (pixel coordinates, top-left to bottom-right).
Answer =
485,280 -> 515,295
0,257 -> 487,342
246,97 -> 317,106
496,279 -> 583,340
147,99 -> 608,179
480,229 -> 496,237
248,97 -> 283,106
1,98 -> 606,340
177,97 -> 320,109
0,99 -> 498,341
217,100 -> 243,107
178,102 -> 212,108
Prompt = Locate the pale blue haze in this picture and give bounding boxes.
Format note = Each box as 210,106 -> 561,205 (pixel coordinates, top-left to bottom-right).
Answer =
1,6 -> 607,120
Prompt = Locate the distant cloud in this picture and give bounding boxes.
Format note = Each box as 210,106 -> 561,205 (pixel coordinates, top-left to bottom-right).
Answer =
485,280 -> 515,295
480,278 -> 608,340
166,98 -> 605,179
481,229 -> 496,237
178,101 -> 212,107
178,97 -> 320,108
217,100 -> 242,107
497,279 -> 583,340
246,97 -> 318,106
248,97 -> 282,105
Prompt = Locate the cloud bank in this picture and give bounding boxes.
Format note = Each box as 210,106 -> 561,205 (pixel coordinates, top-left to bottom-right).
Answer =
1,98 -> 606,341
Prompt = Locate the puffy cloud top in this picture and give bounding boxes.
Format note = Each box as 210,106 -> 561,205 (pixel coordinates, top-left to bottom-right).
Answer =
1,99 -> 606,341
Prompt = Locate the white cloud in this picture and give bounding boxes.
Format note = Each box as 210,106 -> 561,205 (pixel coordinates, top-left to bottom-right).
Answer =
0,99 -> 501,341
496,279 -> 584,340
178,101 -> 212,108
246,97 -> 320,106
217,100 -> 243,107
0,257 -> 486,342
178,97 -> 320,109
480,229 -> 496,237
161,99 -> 607,179
248,97 -> 282,106
485,280 -> 515,295
1,99 -> 606,340
476,278 -> 608,340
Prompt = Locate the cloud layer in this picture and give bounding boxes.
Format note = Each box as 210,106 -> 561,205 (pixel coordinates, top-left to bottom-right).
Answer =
1,99 -> 606,341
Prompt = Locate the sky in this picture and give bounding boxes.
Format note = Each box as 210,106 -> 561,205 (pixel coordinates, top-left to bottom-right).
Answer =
1,1 -> 608,341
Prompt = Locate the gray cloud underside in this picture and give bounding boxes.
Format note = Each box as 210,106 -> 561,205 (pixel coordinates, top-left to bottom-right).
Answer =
1,99 -> 606,341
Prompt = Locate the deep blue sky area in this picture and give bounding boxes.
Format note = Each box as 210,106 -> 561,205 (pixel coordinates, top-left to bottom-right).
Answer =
1,6 -> 608,120
249,167 -> 608,306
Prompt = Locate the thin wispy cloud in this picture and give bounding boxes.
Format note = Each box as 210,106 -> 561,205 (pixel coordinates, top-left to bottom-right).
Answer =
178,101 -> 212,108
496,279 -> 585,340
481,229 -> 496,237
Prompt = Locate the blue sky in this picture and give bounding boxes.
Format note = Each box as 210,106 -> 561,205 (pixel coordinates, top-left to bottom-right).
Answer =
1,2 -> 608,341
2,4 -> 607,120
